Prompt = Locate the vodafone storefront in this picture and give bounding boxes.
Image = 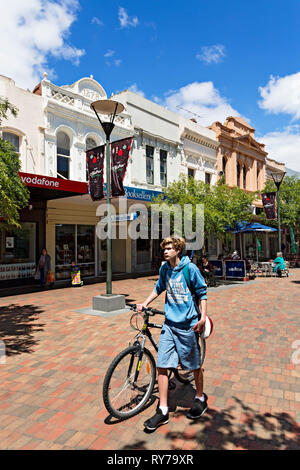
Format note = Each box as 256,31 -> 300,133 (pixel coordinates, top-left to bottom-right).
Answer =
0,173 -> 87,287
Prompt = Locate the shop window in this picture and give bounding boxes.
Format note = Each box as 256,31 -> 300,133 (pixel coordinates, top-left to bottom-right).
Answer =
57,131 -> 70,179
55,224 -> 95,280
160,149 -> 167,187
2,132 -> 20,153
146,145 -> 154,184
0,223 -> 36,280
137,238 -> 151,264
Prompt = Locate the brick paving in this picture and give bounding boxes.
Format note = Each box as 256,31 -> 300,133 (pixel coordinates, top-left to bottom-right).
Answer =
0,270 -> 299,450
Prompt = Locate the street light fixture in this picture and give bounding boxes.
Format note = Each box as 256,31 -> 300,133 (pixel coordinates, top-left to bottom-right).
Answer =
90,99 -> 125,296
271,172 -> 286,253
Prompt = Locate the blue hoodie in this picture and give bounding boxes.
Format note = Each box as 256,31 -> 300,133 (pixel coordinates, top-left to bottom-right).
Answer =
155,256 -> 207,327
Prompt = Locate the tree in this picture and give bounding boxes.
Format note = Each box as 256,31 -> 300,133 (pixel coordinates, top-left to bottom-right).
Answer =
153,175 -> 255,242
258,176 -> 300,253
0,97 -> 29,229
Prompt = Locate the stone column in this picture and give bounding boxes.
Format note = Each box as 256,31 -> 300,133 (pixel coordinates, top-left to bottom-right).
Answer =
230,151 -> 237,187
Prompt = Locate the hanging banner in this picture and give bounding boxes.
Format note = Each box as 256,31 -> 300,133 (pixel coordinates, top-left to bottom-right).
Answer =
289,226 -> 297,254
256,238 -> 262,252
261,192 -> 277,220
86,145 -> 105,201
111,137 -> 133,197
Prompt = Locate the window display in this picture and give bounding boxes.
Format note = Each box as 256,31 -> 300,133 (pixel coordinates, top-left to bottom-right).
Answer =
0,223 -> 36,280
55,224 -> 95,280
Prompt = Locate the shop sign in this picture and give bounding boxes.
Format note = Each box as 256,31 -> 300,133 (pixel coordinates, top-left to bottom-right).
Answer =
224,260 -> 246,278
209,260 -> 223,277
19,172 -> 88,194
124,186 -> 162,202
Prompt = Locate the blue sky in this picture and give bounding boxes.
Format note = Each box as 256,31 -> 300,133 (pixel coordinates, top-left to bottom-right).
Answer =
1,0 -> 300,170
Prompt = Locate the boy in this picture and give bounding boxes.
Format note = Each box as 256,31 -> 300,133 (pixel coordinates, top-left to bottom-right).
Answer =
137,236 -> 208,431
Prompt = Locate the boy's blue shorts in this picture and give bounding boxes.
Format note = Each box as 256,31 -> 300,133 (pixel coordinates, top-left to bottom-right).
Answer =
156,321 -> 201,371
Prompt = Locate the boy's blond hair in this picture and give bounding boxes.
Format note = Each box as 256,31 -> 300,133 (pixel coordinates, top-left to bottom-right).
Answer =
160,236 -> 186,256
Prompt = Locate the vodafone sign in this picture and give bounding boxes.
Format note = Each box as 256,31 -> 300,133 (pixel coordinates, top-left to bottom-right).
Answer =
19,172 -> 87,194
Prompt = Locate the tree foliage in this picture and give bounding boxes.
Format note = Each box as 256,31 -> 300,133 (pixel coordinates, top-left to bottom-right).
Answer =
0,97 -> 29,229
259,176 -> 300,230
154,175 -> 255,239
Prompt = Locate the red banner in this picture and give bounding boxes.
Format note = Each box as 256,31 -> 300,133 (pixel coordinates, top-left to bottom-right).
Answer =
19,172 -> 87,194
111,137 -> 133,197
86,145 -> 105,201
261,192 -> 277,219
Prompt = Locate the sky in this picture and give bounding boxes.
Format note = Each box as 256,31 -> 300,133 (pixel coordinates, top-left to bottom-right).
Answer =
1,0 -> 300,171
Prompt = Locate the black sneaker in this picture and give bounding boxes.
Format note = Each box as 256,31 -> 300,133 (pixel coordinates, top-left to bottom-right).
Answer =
186,394 -> 208,419
144,408 -> 169,431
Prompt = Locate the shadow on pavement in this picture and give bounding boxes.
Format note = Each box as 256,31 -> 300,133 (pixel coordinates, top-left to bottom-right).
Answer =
119,379 -> 300,450
0,304 -> 45,356
165,395 -> 300,450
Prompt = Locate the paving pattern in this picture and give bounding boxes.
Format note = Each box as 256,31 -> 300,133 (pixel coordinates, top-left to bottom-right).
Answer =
0,270 -> 299,450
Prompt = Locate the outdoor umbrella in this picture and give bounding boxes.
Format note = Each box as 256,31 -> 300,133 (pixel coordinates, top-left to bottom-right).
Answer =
225,221 -> 277,259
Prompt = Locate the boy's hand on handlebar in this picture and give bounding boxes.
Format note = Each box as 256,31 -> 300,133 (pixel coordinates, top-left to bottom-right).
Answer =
136,304 -> 147,312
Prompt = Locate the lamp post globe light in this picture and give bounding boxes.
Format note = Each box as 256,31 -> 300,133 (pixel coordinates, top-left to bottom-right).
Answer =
271,172 -> 286,253
90,99 -> 126,313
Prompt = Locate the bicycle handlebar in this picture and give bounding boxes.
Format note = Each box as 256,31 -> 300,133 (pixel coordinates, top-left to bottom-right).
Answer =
127,303 -> 164,316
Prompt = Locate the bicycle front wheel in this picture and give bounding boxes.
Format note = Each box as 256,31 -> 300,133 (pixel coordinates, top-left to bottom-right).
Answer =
175,336 -> 206,384
102,345 -> 156,419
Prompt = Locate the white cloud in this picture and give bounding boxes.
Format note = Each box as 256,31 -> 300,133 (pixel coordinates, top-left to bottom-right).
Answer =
118,7 -> 138,28
163,81 -> 242,126
128,83 -> 145,97
260,126 -> 300,172
258,72 -> 300,120
0,0 -> 85,89
91,17 -> 103,26
104,50 -> 115,57
196,44 -> 226,64
114,59 -> 122,67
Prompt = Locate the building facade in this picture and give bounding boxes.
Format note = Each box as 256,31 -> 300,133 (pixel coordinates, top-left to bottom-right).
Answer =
0,74 -> 218,285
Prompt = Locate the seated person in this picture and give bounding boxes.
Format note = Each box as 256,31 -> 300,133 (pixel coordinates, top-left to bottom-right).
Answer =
231,250 -> 240,260
198,255 -> 217,287
272,252 -> 286,277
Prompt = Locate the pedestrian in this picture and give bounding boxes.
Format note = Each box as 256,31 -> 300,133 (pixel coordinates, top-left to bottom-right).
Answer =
36,248 -> 51,288
231,250 -> 240,260
137,236 -> 208,431
199,255 -> 217,287
272,252 -> 286,277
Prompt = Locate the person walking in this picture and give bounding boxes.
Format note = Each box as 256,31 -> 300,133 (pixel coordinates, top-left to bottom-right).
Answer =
199,255 -> 217,287
36,248 -> 51,288
137,236 -> 208,431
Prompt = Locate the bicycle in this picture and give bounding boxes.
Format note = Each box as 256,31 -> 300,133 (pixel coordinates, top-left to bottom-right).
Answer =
102,303 -> 206,420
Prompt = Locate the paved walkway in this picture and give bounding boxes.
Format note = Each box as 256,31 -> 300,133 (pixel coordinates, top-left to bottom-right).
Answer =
0,270 -> 299,450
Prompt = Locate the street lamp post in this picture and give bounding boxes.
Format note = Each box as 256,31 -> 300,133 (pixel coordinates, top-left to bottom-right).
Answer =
90,99 -> 124,296
271,172 -> 286,253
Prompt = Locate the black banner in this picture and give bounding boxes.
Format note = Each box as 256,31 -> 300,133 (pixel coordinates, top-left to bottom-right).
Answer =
261,192 -> 276,219
86,145 -> 105,201
111,137 -> 133,197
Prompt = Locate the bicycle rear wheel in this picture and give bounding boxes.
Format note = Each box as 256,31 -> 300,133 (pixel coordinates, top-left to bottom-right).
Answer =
102,345 -> 156,419
175,336 -> 206,384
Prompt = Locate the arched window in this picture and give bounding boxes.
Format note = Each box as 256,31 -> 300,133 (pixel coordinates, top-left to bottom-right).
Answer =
257,168 -> 260,190
237,162 -> 241,187
243,165 -> 248,189
3,132 -> 20,153
85,137 -> 97,181
222,156 -> 227,182
86,137 -> 97,151
57,131 -> 70,179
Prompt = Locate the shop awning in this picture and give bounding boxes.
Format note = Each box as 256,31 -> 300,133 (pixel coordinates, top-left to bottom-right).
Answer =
19,172 -> 88,201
